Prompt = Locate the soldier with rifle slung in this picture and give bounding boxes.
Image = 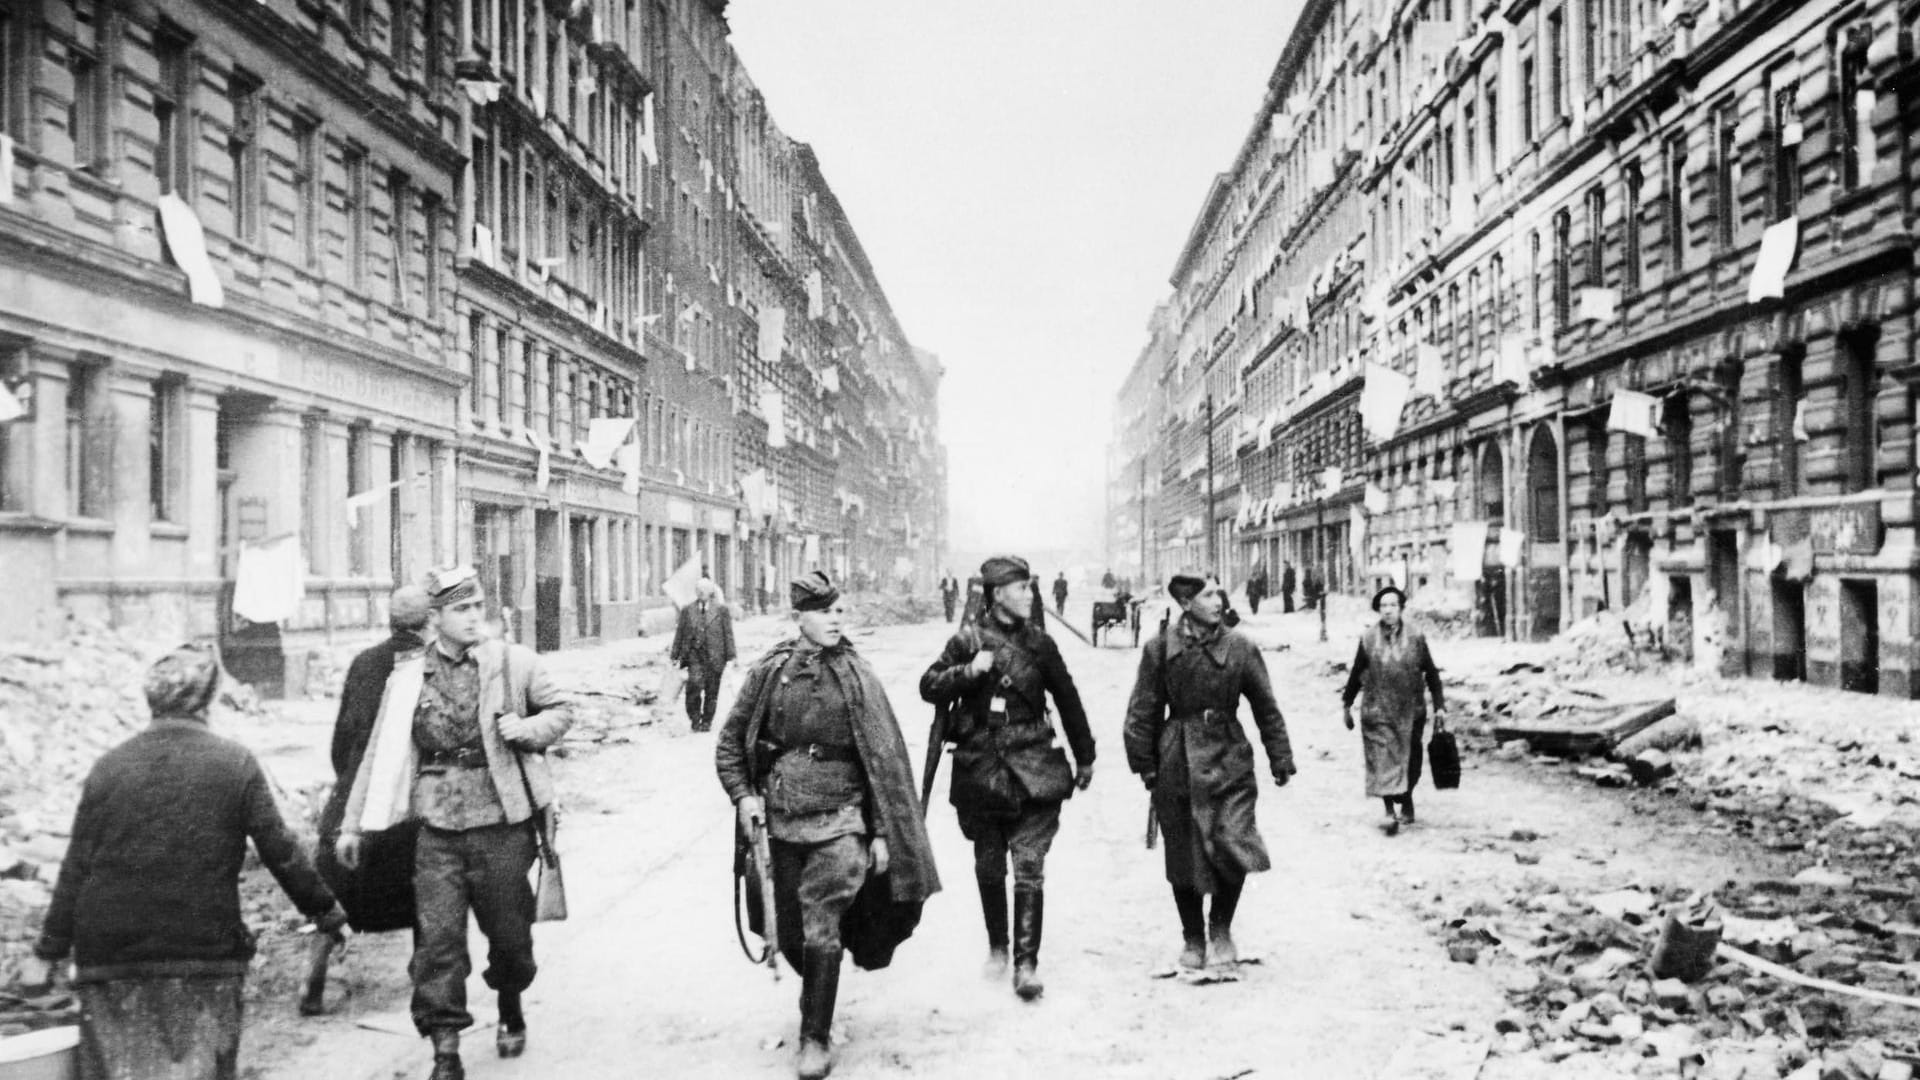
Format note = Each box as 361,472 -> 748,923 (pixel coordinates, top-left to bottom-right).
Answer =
1124,572 -> 1295,972
716,571 -> 940,1080
919,555 -> 1094,1001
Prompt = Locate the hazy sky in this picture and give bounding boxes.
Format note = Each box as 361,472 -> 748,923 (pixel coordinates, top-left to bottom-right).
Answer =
729,3 -> 1300,555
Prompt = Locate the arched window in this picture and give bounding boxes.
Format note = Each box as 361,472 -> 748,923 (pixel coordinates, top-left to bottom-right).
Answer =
1528,425 -> 1561,542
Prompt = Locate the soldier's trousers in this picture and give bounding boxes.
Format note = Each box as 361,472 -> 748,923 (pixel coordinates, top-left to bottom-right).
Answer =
769,833 -> 869,970
962,803 -> 1061,890
411,822 -> 538,1035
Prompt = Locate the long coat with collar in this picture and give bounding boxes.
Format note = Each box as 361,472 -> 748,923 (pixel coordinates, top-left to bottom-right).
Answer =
716,637 -> 940,970
671,601 -> 736,669
1123,618 -> 1295,890
342,639 -> 573,835
1341,622 -> 1445,797
316,632 -> 422,931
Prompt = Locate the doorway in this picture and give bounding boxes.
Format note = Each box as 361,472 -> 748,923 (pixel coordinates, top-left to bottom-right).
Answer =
535,510 -> 562,652
1771,578 -> 1806,682
1839,579 -> 1879,694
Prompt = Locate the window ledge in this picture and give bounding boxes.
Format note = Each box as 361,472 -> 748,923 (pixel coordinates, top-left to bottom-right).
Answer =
0,513 -> 65,534
64,517 -> 116,536
149,522 -> 189,539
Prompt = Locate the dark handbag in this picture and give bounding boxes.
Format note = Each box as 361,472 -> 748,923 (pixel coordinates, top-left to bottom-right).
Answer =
1427,728 -> 1461,790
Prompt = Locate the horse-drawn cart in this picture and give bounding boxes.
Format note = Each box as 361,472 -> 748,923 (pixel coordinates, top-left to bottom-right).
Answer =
1091,594 -> 1143,647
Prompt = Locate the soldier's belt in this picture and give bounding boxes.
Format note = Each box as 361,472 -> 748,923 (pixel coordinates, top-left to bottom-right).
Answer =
1170,709 -> 1234,726
759,738 -> 859,764
419,746 -> 489,768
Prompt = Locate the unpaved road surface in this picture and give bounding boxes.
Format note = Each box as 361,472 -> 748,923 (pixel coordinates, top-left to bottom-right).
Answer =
245,610 -> 1782,1080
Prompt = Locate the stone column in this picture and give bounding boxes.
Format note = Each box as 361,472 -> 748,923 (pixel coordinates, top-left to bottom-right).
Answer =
183,385 -> 221,586
368,427 -> 397,586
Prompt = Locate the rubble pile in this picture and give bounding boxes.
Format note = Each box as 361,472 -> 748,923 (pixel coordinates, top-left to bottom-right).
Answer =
541,647 -> 663,748
0,624 -> 159,1017
1429,875 -> 1920,1077
842,592 -> 941,628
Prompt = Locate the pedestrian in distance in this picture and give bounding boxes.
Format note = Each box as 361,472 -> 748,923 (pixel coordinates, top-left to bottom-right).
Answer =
1124,573 -> 1296,972
940,570 -> 960,623
920,556 -> 1095,1001
307,586 -> 431,1016
1051,571 -> 1069,616
34,642 -> 351,1080
1245,564 -> 1268,616
672,577 -> 737,732
1341,585 -> 1448,836
717,571 -> 941,1079
1280,562 -> 1296,614
1101,569 -> 1117,590
337,564 -> 574,1080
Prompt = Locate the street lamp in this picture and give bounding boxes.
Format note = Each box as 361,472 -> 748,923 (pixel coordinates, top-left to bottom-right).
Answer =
1315,491 -> 1328,643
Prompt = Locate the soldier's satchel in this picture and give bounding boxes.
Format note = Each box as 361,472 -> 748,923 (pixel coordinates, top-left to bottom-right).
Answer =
502,649 -> 568,922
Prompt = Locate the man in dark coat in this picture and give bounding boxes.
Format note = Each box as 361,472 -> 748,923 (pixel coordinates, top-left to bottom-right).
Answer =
1050,572 -> 1069,616
671,577 -> 737,732
36,643 -> 349,1080
1301,565 -> 1324,612
920,556 -> 1094,1001
718,571 -> 940,1080
939,571 -> 960,622
1124,572 -> 1295,972
1245,564 -> 1269,615
1280,562 -> 1297,613
307,586 -> 430,1015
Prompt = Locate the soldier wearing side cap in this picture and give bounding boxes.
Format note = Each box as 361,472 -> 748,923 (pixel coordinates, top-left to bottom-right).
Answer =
717,571 -> 941,1080
1124,571 -> 1296,973
336,565 -> 573,1080
919,555 -> 1094,1002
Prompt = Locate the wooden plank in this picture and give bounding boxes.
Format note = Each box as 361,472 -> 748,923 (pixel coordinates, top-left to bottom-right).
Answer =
1492,699 -> 1676,757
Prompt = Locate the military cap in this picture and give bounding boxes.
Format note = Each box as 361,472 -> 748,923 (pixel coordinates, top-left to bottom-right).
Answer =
979,555 -> 1031,590
1166,572 -> 1208,603
423,564 -> 481,608
790,570 -> 840,612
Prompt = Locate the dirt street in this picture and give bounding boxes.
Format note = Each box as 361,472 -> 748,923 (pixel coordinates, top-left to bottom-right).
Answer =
239,608 -> 1820,1080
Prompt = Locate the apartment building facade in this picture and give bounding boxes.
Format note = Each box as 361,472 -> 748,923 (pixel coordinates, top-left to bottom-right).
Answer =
1120,0 -> 1919,697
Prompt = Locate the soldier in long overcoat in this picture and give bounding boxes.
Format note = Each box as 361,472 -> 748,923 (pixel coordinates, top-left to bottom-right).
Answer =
718,571 -> 940,1080
1124,572 -> 1295,971
1341,585 -> 1447,835
920,556 -> 1094,1001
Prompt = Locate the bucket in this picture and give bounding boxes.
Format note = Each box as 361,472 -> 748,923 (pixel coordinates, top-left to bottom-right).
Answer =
1648,910 -> 1723,982
0,1026 -> 79,1080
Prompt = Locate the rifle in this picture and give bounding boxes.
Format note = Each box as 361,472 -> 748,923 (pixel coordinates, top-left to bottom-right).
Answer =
733,813 -> 780,980
919,699 -> 948,820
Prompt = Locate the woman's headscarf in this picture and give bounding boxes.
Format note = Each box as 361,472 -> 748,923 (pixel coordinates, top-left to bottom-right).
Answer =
145,642 -> 222,720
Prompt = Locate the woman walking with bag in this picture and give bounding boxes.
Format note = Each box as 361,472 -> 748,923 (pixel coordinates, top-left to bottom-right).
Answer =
1340,585 -> 1448,836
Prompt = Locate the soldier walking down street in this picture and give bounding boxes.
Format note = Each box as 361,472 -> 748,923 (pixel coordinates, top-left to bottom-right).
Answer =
1280,562 -> 1297,614
672,577 -> 737,732
1245,564 -> 1269,616
717,571 -> 941,1080
920,556 -> 1094,1001
337,565 -> 574,1080
1341,585 -> 1448,835
34,643 -> 350,1080
1051,572 -> 1069,616
307,586 -> 431,1015
940,570 -> 960,623
1124,573 -> 1296,972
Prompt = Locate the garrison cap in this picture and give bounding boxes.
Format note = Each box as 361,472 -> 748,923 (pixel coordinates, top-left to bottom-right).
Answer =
790,570 -> 840,612
423,564 -> 482,608
979,555 -> 1031,590
1166,572 -> 1208,603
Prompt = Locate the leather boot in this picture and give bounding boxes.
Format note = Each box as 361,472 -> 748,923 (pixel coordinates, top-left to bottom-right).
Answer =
1174,887 -> 1207,969
1208,879 -> 1243,970
496,990 -> 526,1058
977,875 -> 1010,978
1012,887 -> 1045,1001
796,945 -> 841,1080
428,1031 -> 464,1080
